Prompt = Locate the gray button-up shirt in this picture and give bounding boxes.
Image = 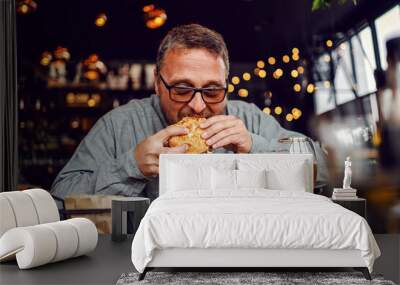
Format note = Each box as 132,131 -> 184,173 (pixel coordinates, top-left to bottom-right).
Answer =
51,94 -> 328,200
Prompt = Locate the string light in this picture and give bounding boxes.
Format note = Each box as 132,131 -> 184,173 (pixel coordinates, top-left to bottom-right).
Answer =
292,53 -> 300,61
291,70 -> 299,78
238,89 -> 249,97
268,57 -> 276,65
243,72 -> 251,81
326,39 -> 333,47
286,113 -> 294,122
292,108 -> 302,120
95,13 -> 107,27
263,107 -> 271,115
228,84 -> 235,93
256,60 -> 265,69
282,55 -> 290,63
253,68 -> 260,76
231,76 -> 240,85
274,106 -> 282,115
297,66 -> 304,74
306,83 -> 315,93
324,80 -> 331,88
292,47 -> 299,54
258,70 -> 267,78
293,83 -> 301,92
323,54 -> 331,62
273,68 -> 283,79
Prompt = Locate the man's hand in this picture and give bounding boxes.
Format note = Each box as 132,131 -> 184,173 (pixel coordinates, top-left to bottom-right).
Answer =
134,126 -> 188,177
200,115 -> 252,153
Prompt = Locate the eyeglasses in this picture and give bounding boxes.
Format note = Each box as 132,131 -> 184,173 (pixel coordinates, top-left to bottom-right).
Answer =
159,74 -> 228,104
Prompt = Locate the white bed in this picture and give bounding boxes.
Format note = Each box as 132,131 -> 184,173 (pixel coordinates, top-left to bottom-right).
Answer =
131,154 -> 380,280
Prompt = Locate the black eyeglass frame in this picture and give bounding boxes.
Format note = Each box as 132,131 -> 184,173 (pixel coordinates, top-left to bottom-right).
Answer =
159,74 -> 228,104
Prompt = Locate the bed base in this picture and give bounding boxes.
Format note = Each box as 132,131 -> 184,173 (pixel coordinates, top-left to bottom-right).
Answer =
138,267 -> 371,281
138,248 -> 372,281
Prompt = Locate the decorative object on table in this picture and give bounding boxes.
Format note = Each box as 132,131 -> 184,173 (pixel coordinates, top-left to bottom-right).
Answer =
112,197 -> 150,242
116,271 -> 394,285
331,198 -> 367,219
0,189 -> 98,269
343,156 -> 352,189
332,157 -> 358,199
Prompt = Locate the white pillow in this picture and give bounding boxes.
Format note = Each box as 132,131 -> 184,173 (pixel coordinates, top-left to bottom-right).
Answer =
212,168 -> 237,190
236,169 -> 267,189
237,159 -> 307,191
167,162 -> 212,191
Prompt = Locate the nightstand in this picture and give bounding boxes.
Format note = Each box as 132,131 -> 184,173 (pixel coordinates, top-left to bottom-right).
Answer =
331,197 -> 367,219
111,197 -> 150,242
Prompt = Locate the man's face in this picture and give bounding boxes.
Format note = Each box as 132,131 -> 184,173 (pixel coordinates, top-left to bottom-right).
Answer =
155,48 -> 227,124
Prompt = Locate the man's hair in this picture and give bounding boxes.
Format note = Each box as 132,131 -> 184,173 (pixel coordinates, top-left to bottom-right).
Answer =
156,24 -> 230,77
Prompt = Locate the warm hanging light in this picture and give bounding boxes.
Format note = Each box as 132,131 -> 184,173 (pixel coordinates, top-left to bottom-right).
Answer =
306,83 -> 315,93
326,39 -> 333,48
292,53 -> 300,61
263,107 -> 271,115
243,72 -> 251,81
258,70 -> 267,78
292,108 -> 302,120
268,57 -> 276,65
286,113 -> 294,122
256,60 -> 265,69
228,84 -> 235,93
231,76 -> 240,85
291,70 -> 299,78
238,89 -> 249,97
297,66 -> 305,74
282,55 -> 290,63
17,0 -> 37,15
144,4 -> 167,29
253,68 -> 260,76
293,83 -> 301,92
274,106 -> 282,115
292,47 -> 299,54
95,13 -> 107,27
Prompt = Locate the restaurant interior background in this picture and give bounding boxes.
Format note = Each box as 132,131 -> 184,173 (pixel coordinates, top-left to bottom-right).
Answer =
12,0 -> 400,234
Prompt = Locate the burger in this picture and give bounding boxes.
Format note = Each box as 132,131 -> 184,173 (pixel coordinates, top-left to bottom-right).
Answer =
168,116 -> 210,154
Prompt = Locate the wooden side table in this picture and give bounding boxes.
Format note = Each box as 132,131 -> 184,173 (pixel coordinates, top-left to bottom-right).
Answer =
111,197 -> 150,242
331,197 -> 367,219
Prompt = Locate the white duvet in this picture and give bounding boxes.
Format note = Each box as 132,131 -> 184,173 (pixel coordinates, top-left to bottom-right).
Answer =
131,190 -> 380,273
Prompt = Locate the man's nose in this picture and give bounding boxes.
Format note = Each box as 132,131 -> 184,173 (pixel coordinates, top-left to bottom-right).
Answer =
187,92 -> 206,113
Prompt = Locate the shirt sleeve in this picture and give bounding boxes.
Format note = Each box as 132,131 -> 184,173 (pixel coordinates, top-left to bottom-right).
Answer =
247,104 -> 329,186
50,115 -> 149,199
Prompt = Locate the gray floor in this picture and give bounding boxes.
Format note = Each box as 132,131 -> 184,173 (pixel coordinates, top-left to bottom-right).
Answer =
0,234 -> 399,285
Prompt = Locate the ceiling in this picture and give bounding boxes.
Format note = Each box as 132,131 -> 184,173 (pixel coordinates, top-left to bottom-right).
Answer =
17,0 -> 398,63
